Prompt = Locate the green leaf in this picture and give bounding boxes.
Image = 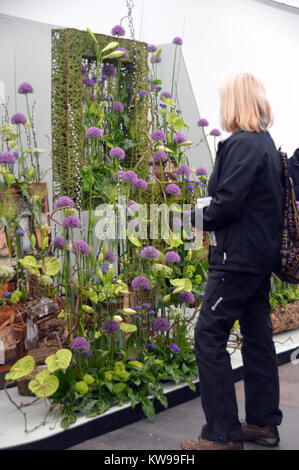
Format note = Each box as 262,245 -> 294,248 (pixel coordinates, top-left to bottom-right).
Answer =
114,382 -> 126,394
152,263 -> 173,278
61,413 -> 77,429
127,234 -> 141,247
86,28 -> 98,44
18,256 -> 40,276
101,41 -> 119,53
42,257 -> 60,276
45,349 -> 72,373
5,355 -> 35,381
141,397 -> 155,420
28,370 -> 59,397
30,234 -> 36,248
122,308 -> 137,314
103,51 -> 124,60
172,118 -> 185,131
120,323 -> 137,333
151,79 -> 162,85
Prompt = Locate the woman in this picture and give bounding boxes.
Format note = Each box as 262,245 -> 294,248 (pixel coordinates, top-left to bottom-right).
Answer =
182,73 -> 283,451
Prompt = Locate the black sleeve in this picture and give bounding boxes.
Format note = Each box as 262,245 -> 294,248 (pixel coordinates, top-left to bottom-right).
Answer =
191,139 -> 265,231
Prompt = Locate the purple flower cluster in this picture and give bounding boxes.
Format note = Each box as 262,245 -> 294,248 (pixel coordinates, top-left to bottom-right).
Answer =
54,196 -> 74,209
210,128 -> 221,137
139,90 -> 147,96
164,251 -> 180,263
117,47 -> 129,59
71,240 -> 90,256
106,319 -> 120,332
85,127 -> 103,139
11,113 -> 27,125
18,82 -> 33,94
105,250 -> 115,263
165,184 -> 181,197
114,170 -> 125,181
151,130 -> 166,141
174,133 -> 186,145
171,343 -> 180,354
0,152 -> 16,164
151,84 -> 162,93
150,56 -> 162,64
111,25 -> 126,37
152,317 -> 171,333
172,37 -> 183,46
71,336 -> 90,353
109,147 -> 125,160
160,91 -> 172,100
147,44 -> 157,53
114,101 -> 124,112
53,236 -> 65,250
140,246 -> 159,259
177,164 -> 191,177
63,215 -> 81,228
122,171 -> 138,184
153,151 -> 167,163
133,178 -> 148,190
83,78 -> 94,88
173,217 -> 183,228
102,63 -> 116,77
197,118 -> 209,127
195,167 -> 208,176
132,275 -> 150,290
179,291 -> 195,305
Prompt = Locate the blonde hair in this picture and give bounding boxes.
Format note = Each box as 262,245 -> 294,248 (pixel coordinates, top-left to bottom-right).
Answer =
220,73 -> 273,133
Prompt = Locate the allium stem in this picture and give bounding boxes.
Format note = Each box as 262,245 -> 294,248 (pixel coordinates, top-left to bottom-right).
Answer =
202,128 -> 214,169
171,45 -> 178,99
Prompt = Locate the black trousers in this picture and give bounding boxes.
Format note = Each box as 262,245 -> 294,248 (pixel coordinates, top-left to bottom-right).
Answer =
194,269 -> 283,442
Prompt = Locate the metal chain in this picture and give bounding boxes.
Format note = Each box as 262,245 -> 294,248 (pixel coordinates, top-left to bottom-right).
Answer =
125,0 -> 138,113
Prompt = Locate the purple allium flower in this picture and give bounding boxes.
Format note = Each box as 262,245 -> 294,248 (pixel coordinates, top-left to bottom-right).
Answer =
179,291 -> 195,305
133,178 -> 148,190
71,336 -> 90,353
176,109 -> 182,114
117,47 -> 129,59
128,220 -> 140,231
132,275 -> 150,290
13,152 -> 19,159
173,37 -> 183,46
159,103 -> 167,109
165,183 -> 181,196
152,317 -> 171,333
91,75 -> 97,83
81,65 -> 87,76
100,263 -> 109,273
197,118 -> 209,127
0,152 -> 16,164
128,201 -> 140,214
210,128 -> 221,137
54,196 -> 74,209
148,310 -> 156,315
111,24 -> 126,36
63,215 -> 81,228
16,229 -> 25,236
90,94 -> 95,102
171,343 -> 180,354
71,240 -> 91,256
174,133 -> 186,145
109,147 -> 125,160
164,251 -> 181,263
177,164 -> 191,177
105,250 -> 115,263
151,129 -> 166,141
160,91 -> 172,100
143,303 -> 151,308
122,170 -> 138,184
139,90 -> 147,96
173,217 -> 182,228
102,74 -> 107,81
147,44 -> 157,53
151,84 -> 162,92
18,82 -> 33,94
153,151 -> 167,163
102,63 -> 117,77
150,55 -> 162,64
147,342 -> 155,350
53,236 -> 65,250
140,246 -> 159,259
11,113 -> 27,125
129,356 -> 137,361
114,101 -> 124,112
114,170 -> 125,181
2,292 -> 11,298
187,184 -> 194,191
83,77 -> 94,88
195,167 -> 208,176
106,319 -> 120,332
133,305 -> 142,310
85,127 -> 103,139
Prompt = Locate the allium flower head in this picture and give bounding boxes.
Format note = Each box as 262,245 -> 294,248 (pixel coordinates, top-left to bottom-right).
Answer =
177,164 -> 191,177
102,63 -> 116,77
139,90 -> 147,96
117,47 -> 129,58
105,250 -> 115,263
150,55 -> 162,64
114,101 -> 124,112
109,147 -> 125,160
85,127 -> 103,139
140,246 -> 159,259
165,183 -> 181,196
81,65 -> 87,76
147,342 -> 155,350
63,215 -> 81,228
106,319 -> 120,332
53,236 -> 65,250
54,196 -> 74,209
83,78 -> 94,88
2,291 -> 11,298
187,184 -> 194,191
11,113 -> 27,125
210,128 -> 221,137
111,25 -> 126,36
195,167 -> 208,176
160,91 -> 172,100
71,240 -> 91,256
153,151 -> 167,163
147,44 -> 157,53
132,275 -> 150,290
173,37 -> 183,46
71,336 -> 90,353
151,129 -> 166,141
114,170 -> 125,181
171,343 -> 180,354
150,84 -> 162,92
134,178 -> 148,190
18,82 -> 34,94
197,118 -> 209,127
152,317 -> 171,333
122,171 -> 138,184
0,152 -> 16,164
174,133 -> 186,145
164,251 -> 180,263
173,216 -> 183,228
179,291 -> 195,304
16,229 -> 25,236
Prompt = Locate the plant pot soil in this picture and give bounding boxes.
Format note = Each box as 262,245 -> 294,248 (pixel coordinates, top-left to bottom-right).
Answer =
271,301 -> 299,334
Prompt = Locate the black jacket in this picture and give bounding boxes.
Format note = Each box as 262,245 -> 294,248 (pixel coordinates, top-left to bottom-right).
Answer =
287,149 -> 299,200
192,130 -> 284,273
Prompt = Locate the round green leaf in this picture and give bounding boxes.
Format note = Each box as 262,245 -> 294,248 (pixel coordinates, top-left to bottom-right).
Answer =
5,355 -> 35,381
28,370 -> 59,398
120,323 -> 137,333
45,349 -> 72,373
42,257 -> 60,276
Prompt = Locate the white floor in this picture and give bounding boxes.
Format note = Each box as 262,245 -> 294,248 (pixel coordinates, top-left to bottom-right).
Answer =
0,328 -> 298,450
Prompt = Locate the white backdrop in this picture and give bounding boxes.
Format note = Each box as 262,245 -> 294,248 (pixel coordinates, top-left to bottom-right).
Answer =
1,0 -> 299,155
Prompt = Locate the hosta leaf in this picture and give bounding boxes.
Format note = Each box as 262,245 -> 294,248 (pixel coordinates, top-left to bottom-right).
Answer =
5,355 -> 35,381
29,370 -> 59,398
42,257 -> 60,276
45,349 -> 72,372
120,323 -> 137,333
122,308 -> 137,314
18,256 -> 40,276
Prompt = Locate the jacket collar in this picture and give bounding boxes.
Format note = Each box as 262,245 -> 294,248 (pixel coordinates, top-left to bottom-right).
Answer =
293,148 -> 299,166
